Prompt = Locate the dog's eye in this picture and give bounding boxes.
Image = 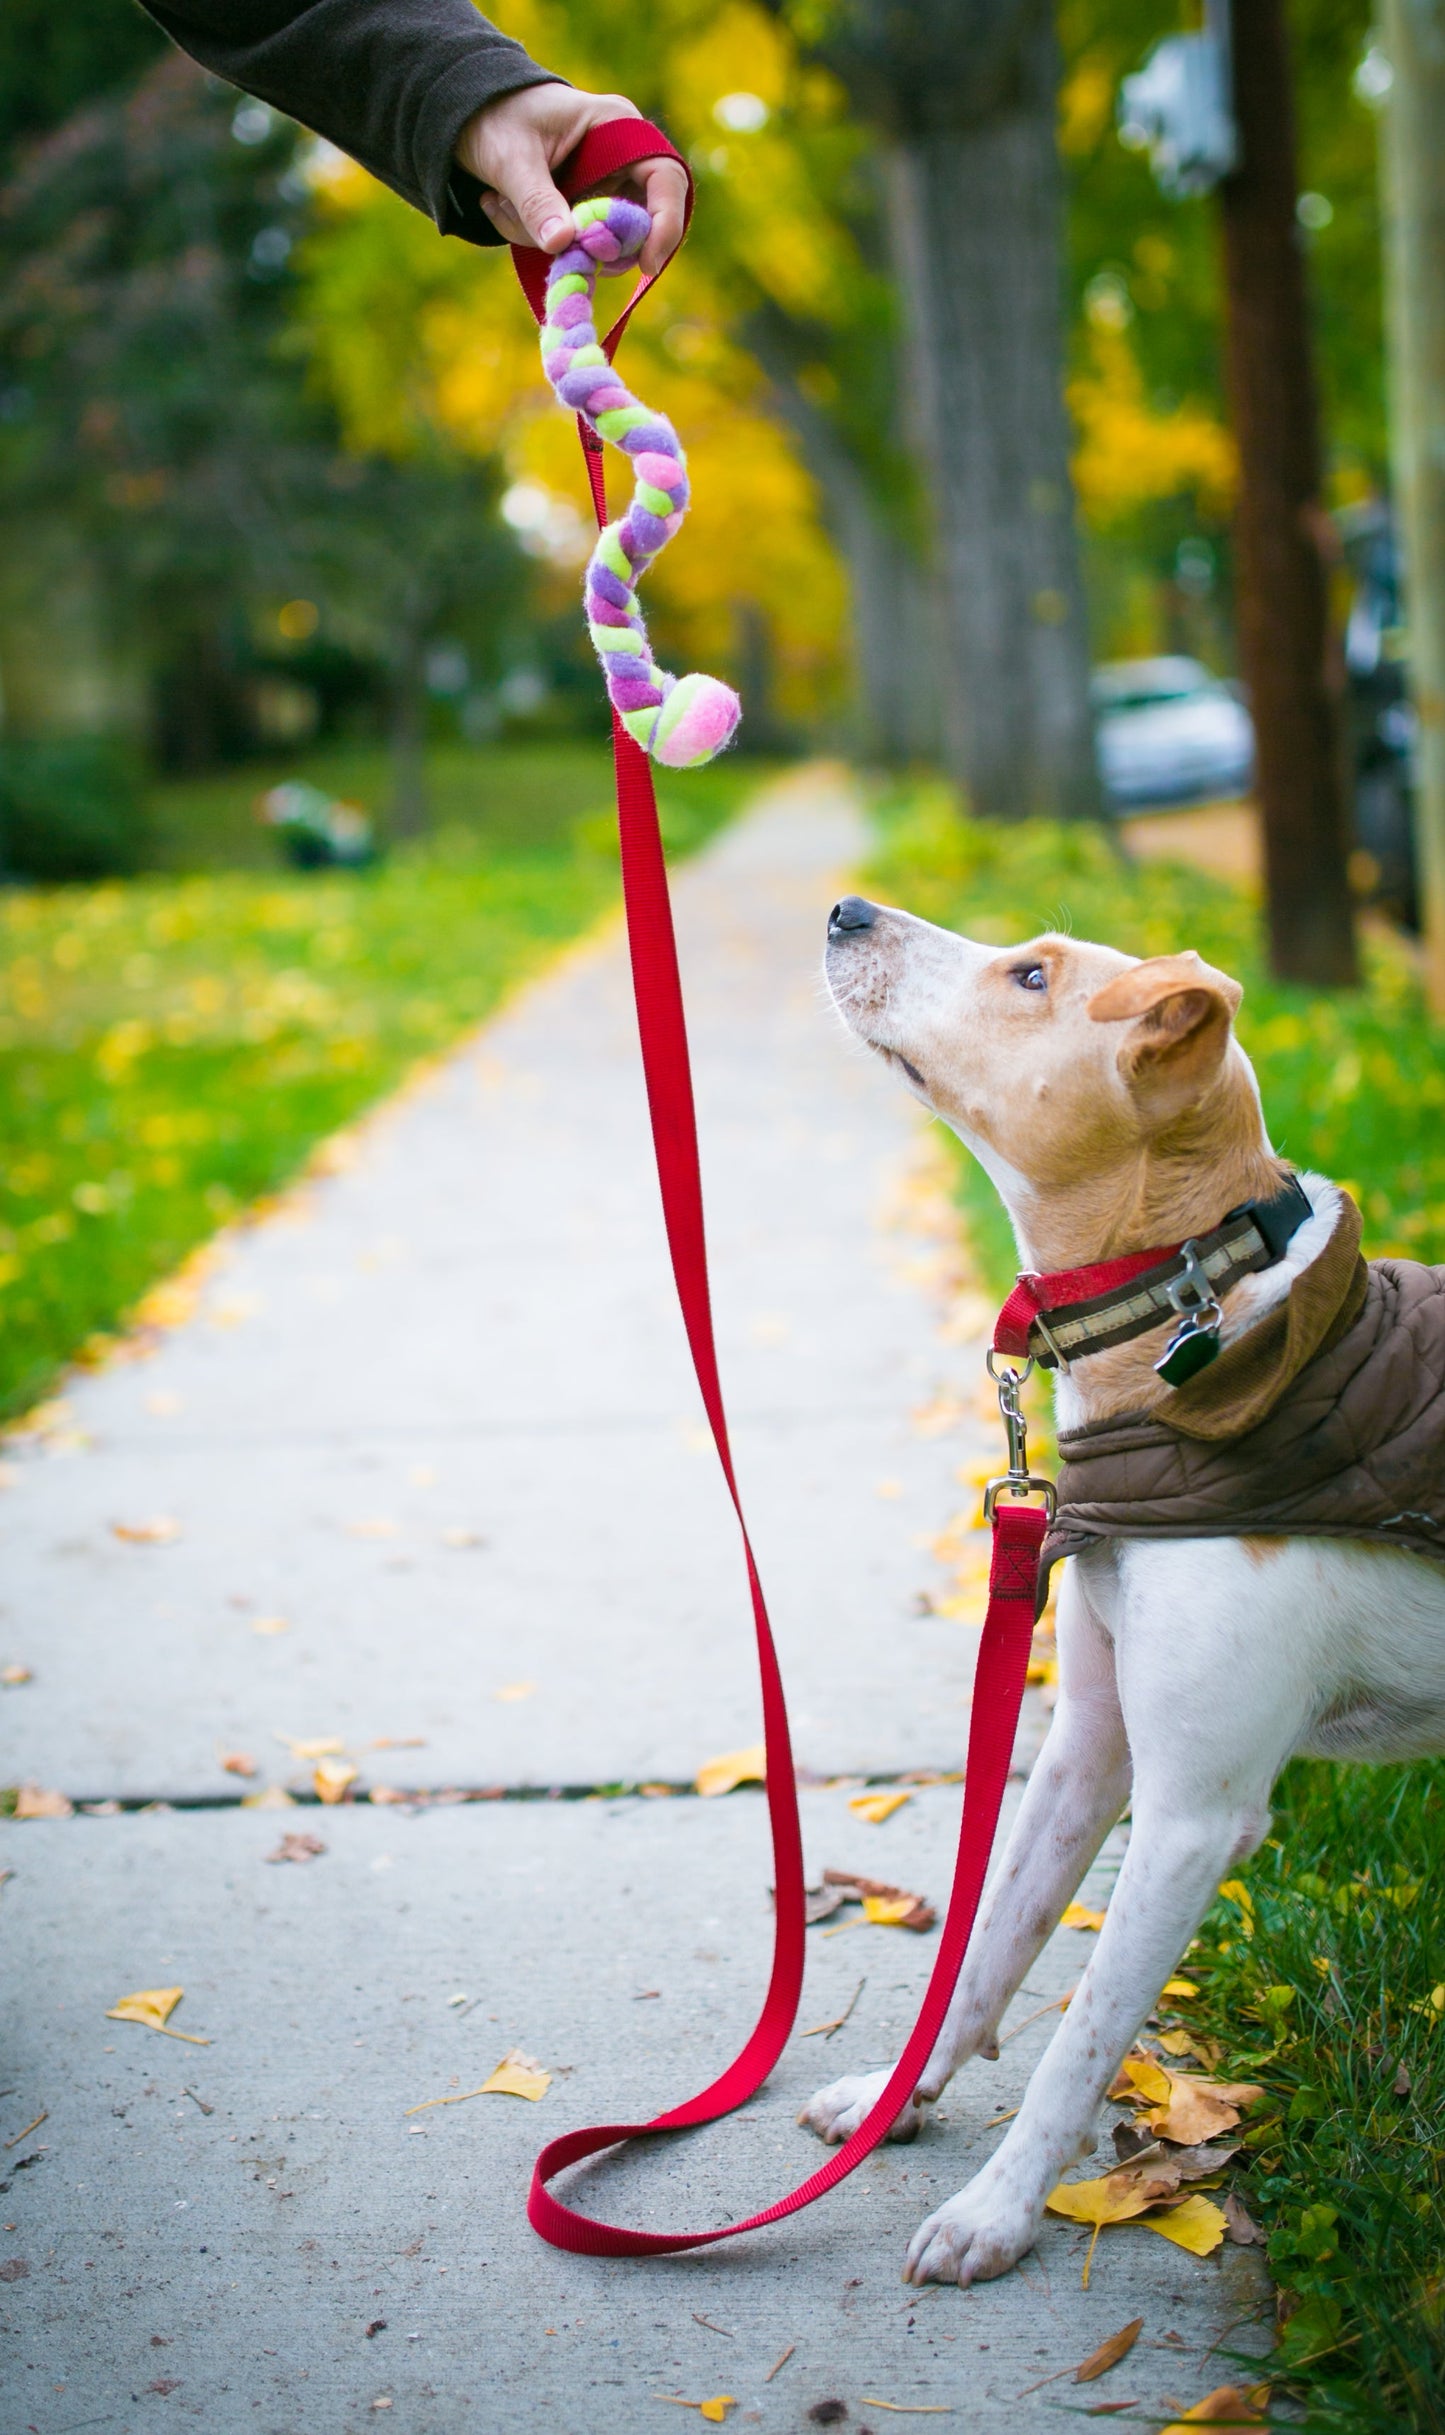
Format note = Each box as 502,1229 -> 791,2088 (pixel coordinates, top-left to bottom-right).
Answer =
1012,963 -> 1047,993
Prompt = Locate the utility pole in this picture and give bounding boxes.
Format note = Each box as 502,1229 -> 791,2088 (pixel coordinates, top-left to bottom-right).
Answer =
1217,0 -> 1358,986
1380,0 -> 1445,1018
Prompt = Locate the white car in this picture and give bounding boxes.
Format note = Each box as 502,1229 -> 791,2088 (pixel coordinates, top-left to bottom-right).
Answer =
1093,655 -> 1255,809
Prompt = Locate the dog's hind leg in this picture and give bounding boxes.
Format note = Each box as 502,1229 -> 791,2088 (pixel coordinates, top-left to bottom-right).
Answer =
798,1554 -> 1130,2146
899,1538 -> 1310,2284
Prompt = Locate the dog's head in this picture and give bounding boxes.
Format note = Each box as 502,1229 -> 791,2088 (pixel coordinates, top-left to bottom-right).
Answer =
823,895 -> 1252,1206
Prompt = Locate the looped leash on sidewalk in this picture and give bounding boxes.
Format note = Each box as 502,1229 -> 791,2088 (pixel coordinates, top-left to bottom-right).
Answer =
510,125 -> 1050,2257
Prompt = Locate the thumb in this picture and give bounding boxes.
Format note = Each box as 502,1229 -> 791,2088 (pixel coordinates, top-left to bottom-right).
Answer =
500,132 -> 574,251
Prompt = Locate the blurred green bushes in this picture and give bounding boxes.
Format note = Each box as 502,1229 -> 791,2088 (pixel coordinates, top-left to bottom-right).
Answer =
0,740 -> 759,1419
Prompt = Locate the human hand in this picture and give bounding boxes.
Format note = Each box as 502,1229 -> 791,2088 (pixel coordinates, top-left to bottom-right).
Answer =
455,84 -> 687,277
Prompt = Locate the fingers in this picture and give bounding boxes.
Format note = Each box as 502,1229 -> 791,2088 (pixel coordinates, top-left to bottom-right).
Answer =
495,130 -> 576,251
635,156 -> 689,275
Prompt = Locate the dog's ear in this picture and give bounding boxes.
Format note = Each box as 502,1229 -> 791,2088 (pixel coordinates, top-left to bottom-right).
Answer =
1086,952 -> 1242,1114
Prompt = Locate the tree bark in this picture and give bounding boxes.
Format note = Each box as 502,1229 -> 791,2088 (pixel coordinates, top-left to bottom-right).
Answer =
793,0 -> 1099,821
1218,0 -> 1358,986
1380,0 -> 1445,1015
747,324 -> 944,762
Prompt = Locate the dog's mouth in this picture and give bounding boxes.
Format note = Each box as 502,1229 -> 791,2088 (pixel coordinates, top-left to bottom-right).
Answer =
873,1042 -> 928,1093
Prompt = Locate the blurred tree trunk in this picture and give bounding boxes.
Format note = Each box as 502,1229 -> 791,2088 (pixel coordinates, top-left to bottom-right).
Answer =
1380,0 -> 1445,1014
748,322 -> 944,761
786,0 -> 1099,820
1219,0 -> 1358,986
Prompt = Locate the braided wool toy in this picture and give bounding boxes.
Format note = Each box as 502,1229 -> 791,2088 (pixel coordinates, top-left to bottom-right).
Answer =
540,195 -> 741,768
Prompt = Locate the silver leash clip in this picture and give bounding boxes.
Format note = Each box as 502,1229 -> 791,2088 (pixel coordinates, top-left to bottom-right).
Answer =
1155,1238 -> 1224,1386
982,1350 -> 1058,1521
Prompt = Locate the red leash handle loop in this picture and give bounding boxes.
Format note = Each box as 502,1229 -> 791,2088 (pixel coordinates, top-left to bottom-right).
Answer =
511,138 -> 1043,2255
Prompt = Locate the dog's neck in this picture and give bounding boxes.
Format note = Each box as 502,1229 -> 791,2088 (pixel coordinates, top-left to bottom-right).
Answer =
995,1072 -> 1290,1426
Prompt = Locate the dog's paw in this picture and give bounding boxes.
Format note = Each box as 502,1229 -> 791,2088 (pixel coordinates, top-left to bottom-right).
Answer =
901,2163 -> 1043,2287
796,2070 -> 922,2146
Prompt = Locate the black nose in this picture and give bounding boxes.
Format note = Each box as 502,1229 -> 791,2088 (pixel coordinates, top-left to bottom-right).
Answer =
828,895 -> 877,938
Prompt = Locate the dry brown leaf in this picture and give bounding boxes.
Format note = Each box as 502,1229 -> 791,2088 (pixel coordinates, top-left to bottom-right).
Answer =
276,1734 -> 345,1760
441,1527 -> 486,1548
218,1750 -> 257,1778
1074,2319 -> 1144,2383
1061,1902 -> 1107,1931
1143,2074 -> 1263,2146
1159,2385 -> 1268,2433
480,2048 -> 550,2101
266,1832 -> 326,1864
1222,2191 -> 1267,2246
1,1664 -> 33,1687
13,1783 -> 73,1819
313,1758 -> 358,1805
368,1786 -> 413,1806
106,1986 -> 210,2044
822,1870 -> 935,1932
112,1516 -> 181,1545
695,1744 -> 766,1798
849,1791 -> 911,1825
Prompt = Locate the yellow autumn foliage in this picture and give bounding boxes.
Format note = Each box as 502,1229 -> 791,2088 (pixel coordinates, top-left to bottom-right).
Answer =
1070,323 -> 1237,528
294,0 -> 851,716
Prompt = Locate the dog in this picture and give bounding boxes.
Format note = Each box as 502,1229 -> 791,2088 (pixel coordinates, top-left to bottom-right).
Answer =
801,893 -> 1445,2288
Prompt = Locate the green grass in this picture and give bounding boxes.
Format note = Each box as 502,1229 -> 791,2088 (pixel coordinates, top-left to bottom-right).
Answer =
0,739 -> 760,1419
864,780 -> 1445,2431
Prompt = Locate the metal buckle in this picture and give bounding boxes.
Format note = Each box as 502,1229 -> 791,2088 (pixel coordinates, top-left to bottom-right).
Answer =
1154,1237 -> 1223,1383
983,1352 -> 1058,1521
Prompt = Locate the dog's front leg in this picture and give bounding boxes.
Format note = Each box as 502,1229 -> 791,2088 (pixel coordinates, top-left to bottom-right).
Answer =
900,1780 -> 1271,2285
798,1565 -> 1129,2147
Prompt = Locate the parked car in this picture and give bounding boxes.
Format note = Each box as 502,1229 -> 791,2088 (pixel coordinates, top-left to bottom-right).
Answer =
1093,654 -> 1255,810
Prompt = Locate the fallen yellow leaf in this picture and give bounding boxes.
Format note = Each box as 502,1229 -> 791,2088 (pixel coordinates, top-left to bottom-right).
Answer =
1025,1656 -> 1059,1687
250,1614 -> 290,1636
1140,2193 -> 1229,2257
1,1663 -> 33,1686
218,1750 -> 257,1778
276,1734 -> 345,1760
480,2048 -> 550,2101
1061,1902 -> 1107,1931
494,1682 -> 535,1703
112,1516 -> 181,1544
863,1895 -> 925,1927
106,1986 -> 211,2044
701,2404 -> 736,2425
1217,1878 -> 1255,1932
1115,2053 -> 1172,2106
695,1744 -> 765,1799
849,1791 -> 911,1825
241,1784 -> 295,1809
13,1783 -> 73,1819
347,1518 -> 399,1539
1159,2384 -> 1268,2432
1046,2174 -> 1157,2230
314,1758 -> 358,1804
1158,2028 -> 1222,2066
1161,1977 -> 1199,1999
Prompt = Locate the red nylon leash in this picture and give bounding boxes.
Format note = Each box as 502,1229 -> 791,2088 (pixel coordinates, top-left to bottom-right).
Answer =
511,126 -> 1046,2256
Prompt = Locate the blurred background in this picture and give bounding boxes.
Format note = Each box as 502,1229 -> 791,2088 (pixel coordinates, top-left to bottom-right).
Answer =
2,0 -> 1443,1421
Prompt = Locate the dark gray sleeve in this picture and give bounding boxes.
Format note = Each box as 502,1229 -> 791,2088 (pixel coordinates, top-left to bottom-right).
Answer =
136,0 -> 567,245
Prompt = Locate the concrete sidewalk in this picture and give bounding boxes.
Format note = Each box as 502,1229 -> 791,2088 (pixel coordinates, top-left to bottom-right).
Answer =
0,770 -> 1268,2432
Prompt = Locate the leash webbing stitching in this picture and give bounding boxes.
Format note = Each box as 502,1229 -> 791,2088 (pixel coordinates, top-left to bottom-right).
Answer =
511,127 -> 1043,2255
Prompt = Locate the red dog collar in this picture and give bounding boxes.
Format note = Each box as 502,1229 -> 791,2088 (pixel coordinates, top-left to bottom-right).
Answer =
993,1174 -> 1312,1376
